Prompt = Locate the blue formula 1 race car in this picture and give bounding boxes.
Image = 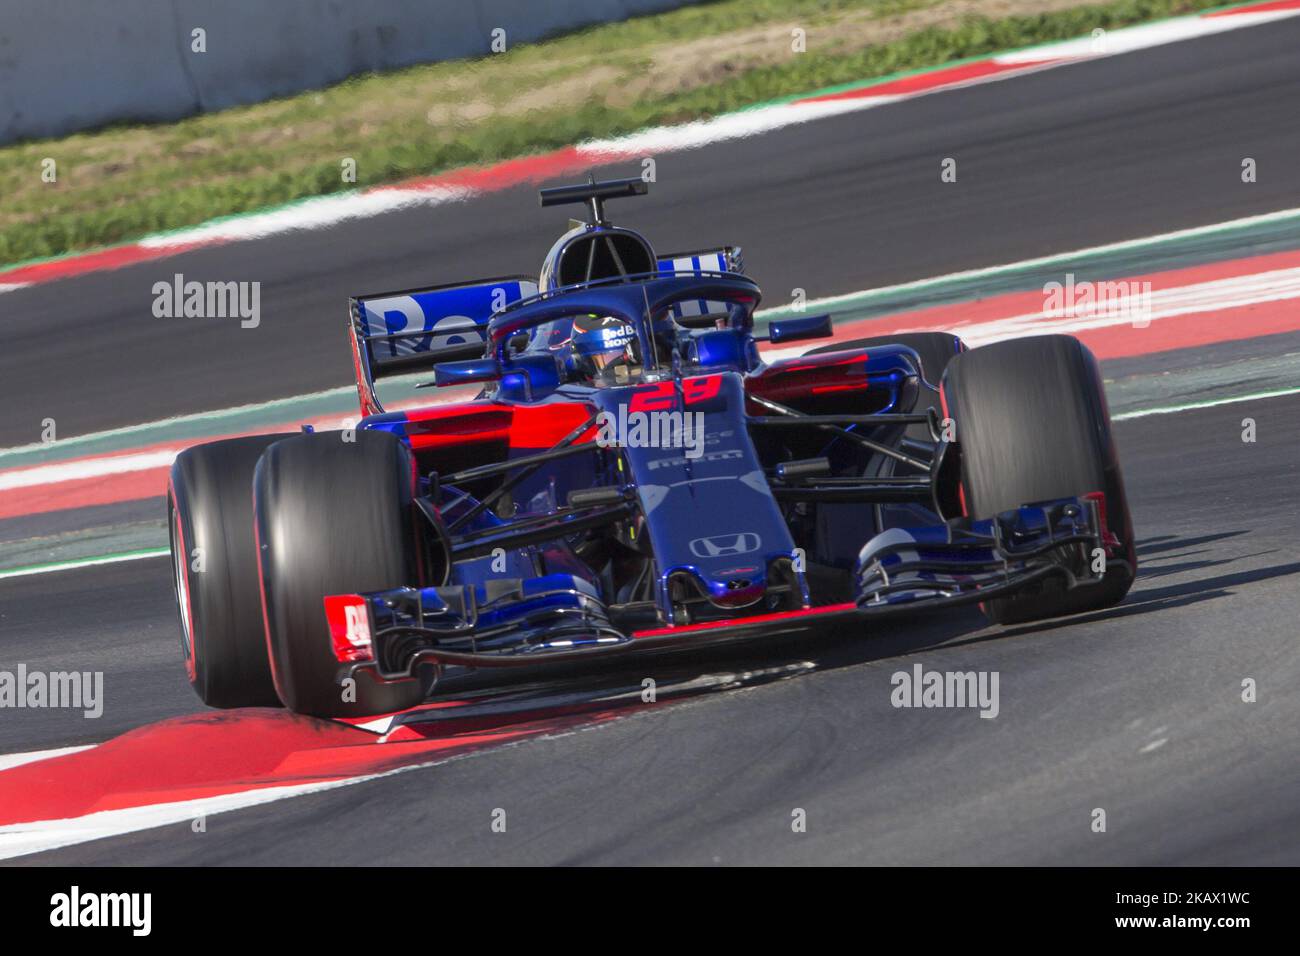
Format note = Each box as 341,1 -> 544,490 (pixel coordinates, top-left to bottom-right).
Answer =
168,178 -> 1136,717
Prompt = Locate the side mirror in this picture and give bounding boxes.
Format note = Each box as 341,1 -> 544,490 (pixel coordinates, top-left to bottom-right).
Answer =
431,357 -> 502,387
765,313 -> 833,345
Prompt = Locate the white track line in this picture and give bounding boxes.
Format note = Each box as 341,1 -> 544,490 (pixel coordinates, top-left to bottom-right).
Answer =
0,449 -> 180,491
0,777 -> 379,861
0,550 -> 169,582
0,745 -> 96,773
1112,386 -> 1300,420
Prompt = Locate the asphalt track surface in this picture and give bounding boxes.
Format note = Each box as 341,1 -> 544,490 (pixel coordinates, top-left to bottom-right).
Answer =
3,16 -> 1300,446
2,19 -> 1299,864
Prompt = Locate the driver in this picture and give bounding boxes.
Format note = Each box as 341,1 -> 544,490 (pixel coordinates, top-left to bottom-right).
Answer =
572,313 -> 641,381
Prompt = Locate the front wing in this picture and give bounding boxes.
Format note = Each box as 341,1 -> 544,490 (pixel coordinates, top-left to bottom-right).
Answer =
324,495 -> 1115,684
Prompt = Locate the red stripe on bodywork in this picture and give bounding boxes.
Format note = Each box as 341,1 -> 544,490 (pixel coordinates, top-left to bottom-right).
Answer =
633,602 -> 857,638
400,401 -> 594,451
747,350 -> 872,405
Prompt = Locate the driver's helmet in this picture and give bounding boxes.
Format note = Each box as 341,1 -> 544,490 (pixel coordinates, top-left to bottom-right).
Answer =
572,313 -> 640,378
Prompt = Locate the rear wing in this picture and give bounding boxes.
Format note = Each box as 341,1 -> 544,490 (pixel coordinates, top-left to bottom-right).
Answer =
657,247 -> 743,322
349,276 -> 538,415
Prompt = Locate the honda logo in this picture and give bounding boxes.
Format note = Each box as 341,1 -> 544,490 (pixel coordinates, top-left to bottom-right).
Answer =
688,533 -> 761,558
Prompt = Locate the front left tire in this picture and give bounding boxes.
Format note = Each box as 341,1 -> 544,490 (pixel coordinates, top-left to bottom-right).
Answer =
254,430 -> 427,717
169,434 -> 294,708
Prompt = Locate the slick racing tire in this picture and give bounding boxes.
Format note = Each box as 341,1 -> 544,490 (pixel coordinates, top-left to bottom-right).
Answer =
806,331 -> 965,391
169,434 -> 294,709
254,430 -> 425,717
941,334 -> 1136,625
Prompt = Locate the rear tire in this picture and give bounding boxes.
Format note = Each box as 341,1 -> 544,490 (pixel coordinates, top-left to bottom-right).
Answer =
941,334 -> 1136,625
254,430 -> 425,717
169,435 -> 293,708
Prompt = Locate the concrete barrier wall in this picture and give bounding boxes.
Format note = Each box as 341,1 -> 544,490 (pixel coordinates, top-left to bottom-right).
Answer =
0,0 -> 700,145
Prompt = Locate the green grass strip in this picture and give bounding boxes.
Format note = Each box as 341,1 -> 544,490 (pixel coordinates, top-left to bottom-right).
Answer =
0,0 -> 1221,267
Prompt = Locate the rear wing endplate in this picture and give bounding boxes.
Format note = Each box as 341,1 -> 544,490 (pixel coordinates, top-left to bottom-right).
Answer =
350,276 -> 538,415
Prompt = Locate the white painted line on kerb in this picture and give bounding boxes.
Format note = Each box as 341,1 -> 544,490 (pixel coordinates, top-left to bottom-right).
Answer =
0,745 -> 96,773
0,449 -> 180,492
763,205 -> 1300,318
758,265 -> 1300,358
997,4 -> 1300,62
0,715 -> 611,861
928,266 -> 1300,347
138,185 -> 470,249
0,777 -> 383,861
581,95 -> 906,156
